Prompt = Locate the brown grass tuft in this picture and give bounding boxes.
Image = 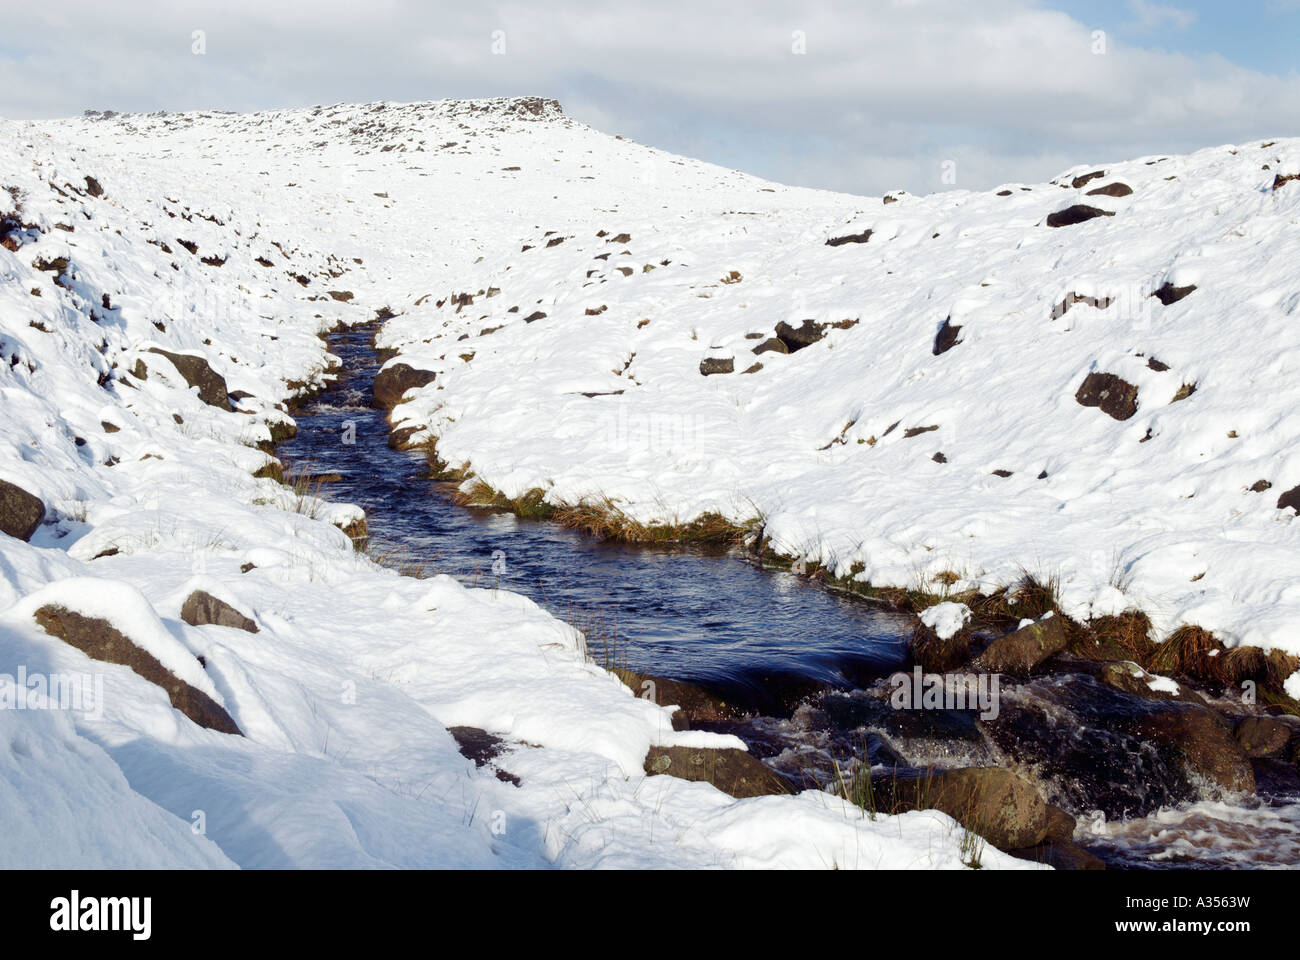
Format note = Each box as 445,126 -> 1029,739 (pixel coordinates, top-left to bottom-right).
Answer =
1148,625 -> 1226,682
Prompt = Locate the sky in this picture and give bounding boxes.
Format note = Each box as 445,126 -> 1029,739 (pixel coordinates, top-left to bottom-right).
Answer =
0,0 -> 1296,196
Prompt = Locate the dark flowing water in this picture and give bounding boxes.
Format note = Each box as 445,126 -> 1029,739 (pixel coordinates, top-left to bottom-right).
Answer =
279,326 -> 910,714
280,325 -> 1300,869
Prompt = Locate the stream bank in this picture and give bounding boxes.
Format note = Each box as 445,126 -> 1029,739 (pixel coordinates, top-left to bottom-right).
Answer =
276,324 -> 1300,869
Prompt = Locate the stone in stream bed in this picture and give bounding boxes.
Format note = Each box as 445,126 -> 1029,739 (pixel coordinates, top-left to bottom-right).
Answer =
1132,703 -> 1255,794
979,672 -> 1206,819
616,671 -> 740,730
1096,661 -> 1206,705
372,362 -> 436,408
971,614 -> 1067,676
870,765 -> 1050,850
643,746 -> 793,798
1233,715 -> 1295,759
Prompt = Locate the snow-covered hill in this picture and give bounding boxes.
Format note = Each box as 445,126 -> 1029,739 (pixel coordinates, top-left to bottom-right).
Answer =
0,99 -> 1050,868
55,102 -> 1300,666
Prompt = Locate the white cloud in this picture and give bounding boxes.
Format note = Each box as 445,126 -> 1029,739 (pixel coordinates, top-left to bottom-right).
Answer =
0,0 -> 1295,194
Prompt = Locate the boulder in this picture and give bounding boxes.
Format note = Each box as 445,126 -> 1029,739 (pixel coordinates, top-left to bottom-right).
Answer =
1076,372 -> 1139,421
617,671 -> 739,730
373,362 -> 436,408
0,479 -> 45,541
180,590 -> 259,634
145,349 -> 232,410
1276,485 -> 1300,513
1234,716 -> 1293,758
643,746 -> 791,798
1046,205 -> 1116,228
872,766 -> 1050,850
825,229 -> 872,247
33,605 -> 241,736
1071,171 -> 1107,189
932,317 -> 963,355
752,337 -> 788,356
971,615 -> 1067,675
1097,661 -> 1206,705
699,357 -> 734,376
1133,704 -> 1254,794
774,319 -> 827,353
1008,840 -> 1106,870
1086,182 -> 1133,198
1153,282 -> 1197,306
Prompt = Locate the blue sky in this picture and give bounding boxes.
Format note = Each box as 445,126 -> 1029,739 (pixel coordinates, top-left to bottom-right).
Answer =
1052,0 -> 1299,74
0,1 -> 1296,195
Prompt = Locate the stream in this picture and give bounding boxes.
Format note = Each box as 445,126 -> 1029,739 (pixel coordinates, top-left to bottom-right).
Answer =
278,324 -> 1300,870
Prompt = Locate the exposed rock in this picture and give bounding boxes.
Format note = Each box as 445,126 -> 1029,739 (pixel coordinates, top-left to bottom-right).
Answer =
522,311 -> 547,323
617,672 -> 740,730
1052,292 -> 1113,320
1273,172 -> 1299,191
388,425 -> 422,450
1071,171 -> 1107,189
752,337 -> 788,356
1249,480 -> 1272,493
825,229 -> 872,247
1075,372 -> 1139,420
327,290 -> 354,302
448,726 -> 520,785
1234,716 -> 1294,759
1046,205 -> 1116,228
180,590 -> 259,634
1276,485 -> 1300,512
1042,804 -> 1077,843
83,176 -> 104,198
0,479 -> 45,542
699,357 -> 734,376
774,319 -> 826,353
1133,704 -> 1254,794
373,362 -> 436,408
932,317 -> 963,355
971,615 -> 1067,675
872,766 -> 1049,850
1008,840 -> 1106,870
1097,661 -> 1206,705
644,746 -> 791,798
33,605 -> 241,736
1086,182 -> 1133,198
1153,282 -> 1197,306
145,349 -> 232,410
903,425 -> 939,438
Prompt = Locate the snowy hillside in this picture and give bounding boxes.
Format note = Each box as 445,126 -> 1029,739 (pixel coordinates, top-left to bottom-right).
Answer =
0,100 -> 1049,868
57,103 -> 1300,667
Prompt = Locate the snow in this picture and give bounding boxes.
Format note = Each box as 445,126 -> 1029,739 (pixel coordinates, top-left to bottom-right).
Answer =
0,101 -> 1043,868
8,97 -> 1295,868
920,602 -> 972,640
1145,674 -> 1181,695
